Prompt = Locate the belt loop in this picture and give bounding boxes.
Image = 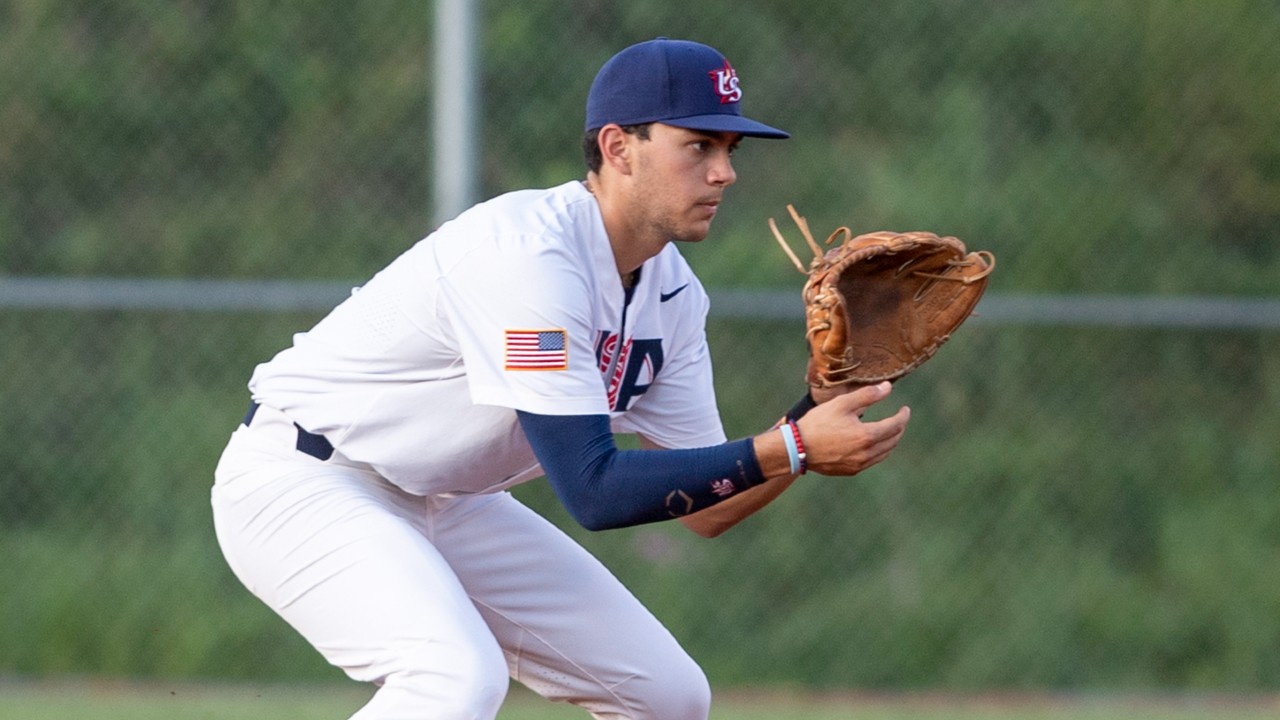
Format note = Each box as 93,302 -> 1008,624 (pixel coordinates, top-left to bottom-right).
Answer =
243,400 -> 260,426
295,423 -> 335,461
241,400 -> 335,462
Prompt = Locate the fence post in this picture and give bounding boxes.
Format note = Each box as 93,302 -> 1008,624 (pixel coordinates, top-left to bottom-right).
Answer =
432,0 -> 479,226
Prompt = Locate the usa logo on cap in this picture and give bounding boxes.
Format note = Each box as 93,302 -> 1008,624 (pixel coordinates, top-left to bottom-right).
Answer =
584,37 -> 789,139
710,60 -> 742,104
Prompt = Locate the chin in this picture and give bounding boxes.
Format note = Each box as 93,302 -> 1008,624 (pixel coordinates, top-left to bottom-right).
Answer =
676,221 -> 713,243
672,230 -> 710,244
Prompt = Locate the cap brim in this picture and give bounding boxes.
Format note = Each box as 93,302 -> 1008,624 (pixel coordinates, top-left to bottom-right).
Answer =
663,114 -> 790,139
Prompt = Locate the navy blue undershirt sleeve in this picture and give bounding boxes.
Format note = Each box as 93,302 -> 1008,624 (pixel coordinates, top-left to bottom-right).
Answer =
516,411 -> 766,531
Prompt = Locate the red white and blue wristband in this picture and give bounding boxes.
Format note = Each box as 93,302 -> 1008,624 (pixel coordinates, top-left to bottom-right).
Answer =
780,419 -> 808,475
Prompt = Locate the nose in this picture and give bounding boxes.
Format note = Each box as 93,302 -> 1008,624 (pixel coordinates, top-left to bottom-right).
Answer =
709,152 -> 737,187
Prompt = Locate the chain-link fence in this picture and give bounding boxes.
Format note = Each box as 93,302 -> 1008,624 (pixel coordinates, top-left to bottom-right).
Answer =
3,0 -> 1279,691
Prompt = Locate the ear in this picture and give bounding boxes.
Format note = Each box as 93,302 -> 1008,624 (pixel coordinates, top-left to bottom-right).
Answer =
596,124 -> 635,176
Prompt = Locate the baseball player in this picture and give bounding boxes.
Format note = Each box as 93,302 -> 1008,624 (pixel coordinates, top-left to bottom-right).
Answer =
211,37 -> 910,720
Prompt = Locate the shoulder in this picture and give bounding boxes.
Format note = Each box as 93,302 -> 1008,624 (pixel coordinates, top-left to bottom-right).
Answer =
449,181 -> 596,238
422,183 -> 613,296
429,182 -> 600,260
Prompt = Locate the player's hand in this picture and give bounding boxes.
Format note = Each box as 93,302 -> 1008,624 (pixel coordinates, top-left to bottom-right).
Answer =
795,381 -> 909,477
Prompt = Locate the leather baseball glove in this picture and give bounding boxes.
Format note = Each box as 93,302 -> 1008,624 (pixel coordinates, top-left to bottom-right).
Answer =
769,205 -> 995,388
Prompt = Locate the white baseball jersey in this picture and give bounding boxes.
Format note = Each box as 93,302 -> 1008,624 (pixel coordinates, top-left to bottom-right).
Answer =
248,180 -> 726,496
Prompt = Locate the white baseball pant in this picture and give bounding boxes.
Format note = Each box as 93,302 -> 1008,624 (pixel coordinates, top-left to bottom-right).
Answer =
211,405 -> 711,720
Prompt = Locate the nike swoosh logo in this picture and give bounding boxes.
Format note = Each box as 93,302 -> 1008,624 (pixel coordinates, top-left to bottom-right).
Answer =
659,283 -> 690,302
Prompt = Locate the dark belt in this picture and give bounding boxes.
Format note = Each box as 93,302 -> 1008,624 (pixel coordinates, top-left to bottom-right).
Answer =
243,401 -> 335,461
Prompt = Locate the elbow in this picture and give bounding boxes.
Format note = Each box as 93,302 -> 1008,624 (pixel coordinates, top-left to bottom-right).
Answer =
562,502 -> 620,532
574,513 -> 613,532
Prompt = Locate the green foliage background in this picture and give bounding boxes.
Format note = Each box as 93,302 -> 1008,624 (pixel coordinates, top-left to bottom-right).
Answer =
1,0 -> 1278,693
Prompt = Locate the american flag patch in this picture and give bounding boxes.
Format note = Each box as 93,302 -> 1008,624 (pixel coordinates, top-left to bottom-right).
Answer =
504,329 -> 568,371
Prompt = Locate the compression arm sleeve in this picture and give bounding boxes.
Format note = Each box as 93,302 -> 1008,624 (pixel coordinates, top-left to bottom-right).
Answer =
516,411 -> 765,531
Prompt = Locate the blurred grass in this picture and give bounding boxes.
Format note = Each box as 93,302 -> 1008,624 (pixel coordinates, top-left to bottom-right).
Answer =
2,680 -> 1278,720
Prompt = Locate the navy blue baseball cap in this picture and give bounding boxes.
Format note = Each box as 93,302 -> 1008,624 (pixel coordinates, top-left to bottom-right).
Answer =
585,37 -> 789,139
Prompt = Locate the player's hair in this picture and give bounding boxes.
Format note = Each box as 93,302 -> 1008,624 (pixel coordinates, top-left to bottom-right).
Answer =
582,123 -> 653,173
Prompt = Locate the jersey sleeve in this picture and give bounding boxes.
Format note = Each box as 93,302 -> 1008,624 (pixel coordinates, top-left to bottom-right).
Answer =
437,235 -> 610,416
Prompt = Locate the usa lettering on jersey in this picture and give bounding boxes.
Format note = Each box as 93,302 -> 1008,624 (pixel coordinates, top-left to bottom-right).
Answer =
598,333 -> 633,409
595,331 -> 665,411
505,329 -> 568,371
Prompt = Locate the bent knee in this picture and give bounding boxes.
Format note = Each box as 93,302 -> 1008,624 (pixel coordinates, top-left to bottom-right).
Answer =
616,658 -> 711,720
357,638 -> 510,719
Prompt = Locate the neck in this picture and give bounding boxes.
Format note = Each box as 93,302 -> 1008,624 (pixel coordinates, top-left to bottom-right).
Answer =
585,172 -> 665,282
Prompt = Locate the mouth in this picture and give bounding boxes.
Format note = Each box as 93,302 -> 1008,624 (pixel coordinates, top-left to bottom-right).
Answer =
696,199 -> 721,217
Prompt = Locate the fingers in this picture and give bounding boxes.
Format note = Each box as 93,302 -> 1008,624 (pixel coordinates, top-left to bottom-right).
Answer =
862,404 -> 911,441
825,380 -> 893,415
861,405 -> 911,461
804,381 -> 905,431
783,379 -> 911,477
850,405 -> 910,462
797,400 -> 910,477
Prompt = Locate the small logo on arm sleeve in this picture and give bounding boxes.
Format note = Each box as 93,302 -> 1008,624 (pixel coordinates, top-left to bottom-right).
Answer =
504,329 -> 568,371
